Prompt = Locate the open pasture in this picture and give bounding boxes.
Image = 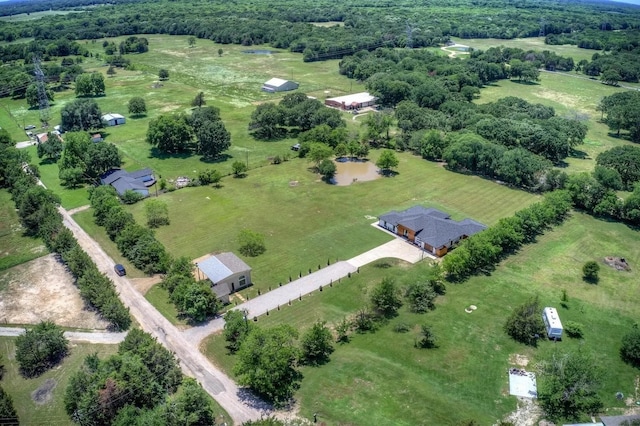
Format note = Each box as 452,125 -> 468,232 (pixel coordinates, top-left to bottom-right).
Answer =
127,151 -> 538,295
204,212 -> 640,424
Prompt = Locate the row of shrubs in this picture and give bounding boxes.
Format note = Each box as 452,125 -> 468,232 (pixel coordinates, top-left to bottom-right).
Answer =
443,190 -> 573,281
0,130 -> 131,330
89,185 -> 170,275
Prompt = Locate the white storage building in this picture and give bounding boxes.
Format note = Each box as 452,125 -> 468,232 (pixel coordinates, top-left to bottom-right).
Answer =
261,78 -> 299,93
102,113 -> 126,126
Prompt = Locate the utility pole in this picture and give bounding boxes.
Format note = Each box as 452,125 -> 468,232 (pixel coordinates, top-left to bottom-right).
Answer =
33,55 -> 50,128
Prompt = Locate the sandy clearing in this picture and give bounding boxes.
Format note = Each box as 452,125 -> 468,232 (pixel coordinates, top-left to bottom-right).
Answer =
0,254 -> 109,330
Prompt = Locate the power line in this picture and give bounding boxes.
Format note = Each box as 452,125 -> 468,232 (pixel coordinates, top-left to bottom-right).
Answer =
33,54 -> 51,128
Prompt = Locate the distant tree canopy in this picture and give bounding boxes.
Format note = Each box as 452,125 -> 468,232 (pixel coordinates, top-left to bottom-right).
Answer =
250,92 -> 345,139
58,131 -> 121,187
599,92 -> 640,142
128,96 -> 147,116
15,321 -> 68,378
75,72 -> 105,97
596,145 -> 640,190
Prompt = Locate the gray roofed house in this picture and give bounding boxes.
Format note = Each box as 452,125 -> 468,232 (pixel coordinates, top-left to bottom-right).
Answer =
197,252 -> 252,303
378,206 -> 486,257
100,168 -> 156,197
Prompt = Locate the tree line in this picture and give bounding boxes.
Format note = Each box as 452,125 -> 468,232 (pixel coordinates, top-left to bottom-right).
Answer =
0,129 -> 131,330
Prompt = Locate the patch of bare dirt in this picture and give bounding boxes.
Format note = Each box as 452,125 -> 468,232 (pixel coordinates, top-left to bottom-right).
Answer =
501,397 -> 543,426
0,254 -> 109,330
605,256 -> 631,271
509,354 -> 530,367
130,275 -> 163,295
31,378 -> 57,405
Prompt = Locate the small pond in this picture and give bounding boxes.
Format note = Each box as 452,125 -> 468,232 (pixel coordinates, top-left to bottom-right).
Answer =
242,49 -> 277,55
332,158 -> 380,186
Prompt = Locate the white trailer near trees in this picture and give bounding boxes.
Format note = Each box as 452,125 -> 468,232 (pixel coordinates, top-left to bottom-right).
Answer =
542,307 -> 563,340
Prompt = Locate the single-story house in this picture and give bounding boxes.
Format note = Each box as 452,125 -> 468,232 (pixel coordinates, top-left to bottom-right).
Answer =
102,113 -> 126,126
378,206 -> 487,257
325,92 -> 376,110
196,252 -> 252,303
100,168 -> 156,197
91,133 -> 103,143
261,78 -> 299,93
35,133 -> 48,144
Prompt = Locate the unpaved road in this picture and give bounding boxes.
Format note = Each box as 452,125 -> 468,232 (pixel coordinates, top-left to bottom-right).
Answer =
0,327 -> 127,344
58,206 -> 264,424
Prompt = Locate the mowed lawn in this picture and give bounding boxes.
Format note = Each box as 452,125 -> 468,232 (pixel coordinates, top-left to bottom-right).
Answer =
0,190 -> 47,271
0,337 -> 118,426
203,212 -> 640,425
125,150 -> 538,296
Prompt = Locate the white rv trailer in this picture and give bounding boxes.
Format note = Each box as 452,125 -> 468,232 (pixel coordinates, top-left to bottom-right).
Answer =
542,307 -> 563,340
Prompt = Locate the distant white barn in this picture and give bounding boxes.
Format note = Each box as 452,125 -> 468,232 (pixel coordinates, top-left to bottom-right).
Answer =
325,92 -> 376,110
261,78 -> 299,93
102,113 -> 126,126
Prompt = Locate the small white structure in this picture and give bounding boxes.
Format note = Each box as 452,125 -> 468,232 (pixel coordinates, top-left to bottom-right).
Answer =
325,92 -> 376,110
261,78 -> 299,93
197,253 -> 252,303
542,307 -> 563,340
102,113 -> 126,126
508,369 -> 537,398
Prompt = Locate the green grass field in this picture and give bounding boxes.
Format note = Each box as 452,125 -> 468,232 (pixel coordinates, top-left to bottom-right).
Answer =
203,211 -> 640,424
124,151 -> 538,296
0,190 -> 47,271
0,10 -> 80,22
0,337 -> 118,426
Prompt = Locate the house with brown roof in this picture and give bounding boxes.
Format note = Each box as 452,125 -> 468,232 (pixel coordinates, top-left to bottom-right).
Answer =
378,206 -> 486,257
196,252 -> 252,303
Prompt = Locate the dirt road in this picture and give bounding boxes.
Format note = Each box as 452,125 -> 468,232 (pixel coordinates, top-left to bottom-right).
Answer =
0,327 -> 127,344
58,207 -> 264,424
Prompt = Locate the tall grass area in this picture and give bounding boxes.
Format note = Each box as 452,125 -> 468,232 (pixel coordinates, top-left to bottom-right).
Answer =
126,151 -> 537,295
0,337 -> 118,426
203,212 -> 640,424
0,189 -> 46,271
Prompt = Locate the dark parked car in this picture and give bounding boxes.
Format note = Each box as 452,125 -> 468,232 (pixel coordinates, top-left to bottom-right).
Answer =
114,264 -> 126,276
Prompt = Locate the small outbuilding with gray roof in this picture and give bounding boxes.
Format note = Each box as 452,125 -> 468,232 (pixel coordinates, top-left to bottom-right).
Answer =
261,78 -> 299,93
196,252 -> 252,303
378,206 -> 486,257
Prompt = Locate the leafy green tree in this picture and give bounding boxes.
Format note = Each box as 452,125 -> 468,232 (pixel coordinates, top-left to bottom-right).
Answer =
189,106 -> 221,132
128,97 -> 147,116
224,310 -> 254,353
537,351 -> 603,422
300,321 -> 334,366
415,325 -> 437,349
317,158 -> 336,181
620,327 -> 640,368
238,229 -> 266,257
89,185 -> 121,226
75,72 -> 105,96
234,325 -> 301,406
249,103 -> 284,139
25,83 -> 54,108
15,321 -> 69,377
308,143 -> 334,165
146,114 -> 193,153
188,36 -> 196,47
107,65 -> 116,77
218,48 -> 223,57
364,112 -> 393,145
504,297 -> 545,346
196,119 -> 231,160
376,149 -> 399,174
0,386 -> 18,426
158,69 -> 169,80
17,186 -> 60,236
36,134 -> 63,161
145,199 -> 170,228
370,277 -> 402,318
60,98 -> 103,131
582,261 -> 600,283
171,377 -> 215,425
405,281 -> 437,313
593,165 -> 623,190
191,91 -> 206,108
85,142 -> 121,179
232,160 -> 248,177
596,145 -> 640,190
171,280 -> 221,322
